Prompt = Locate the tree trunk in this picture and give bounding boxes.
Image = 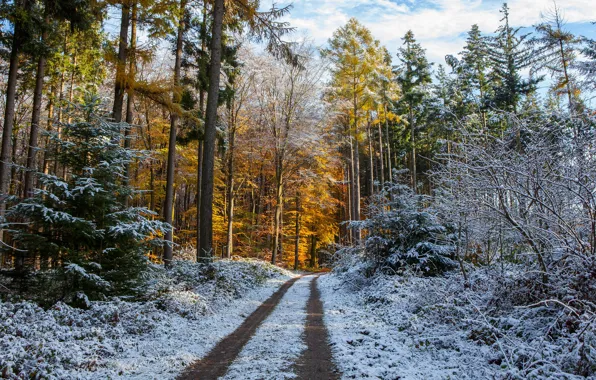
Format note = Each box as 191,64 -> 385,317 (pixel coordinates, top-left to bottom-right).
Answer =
0,0 -> 26,208
225,109 -> 236,259
271,170 -> 283,265
195,0 -> 208,257
409,106 -> 416,193
163,1 -> 186,266
24,19 -> 49,198
124,1 -> 137,186
384,105 -> 393,183
309,234 -> 317,268
42,85 -> 56,176
196,140 -> 202,258
199,0 -> 224,258
377,121 -> 385,188
113,1 -> 130,122
353,134 -> 361,242
367,119 -> 374,196
294,193 -> 301,270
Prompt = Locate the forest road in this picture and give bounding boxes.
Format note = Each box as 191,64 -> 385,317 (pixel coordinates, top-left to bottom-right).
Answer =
293,275 -> 341,380
177,274 -> 340,380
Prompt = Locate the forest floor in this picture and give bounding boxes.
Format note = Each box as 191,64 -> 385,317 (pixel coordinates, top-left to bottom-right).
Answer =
3,260 -> 586,379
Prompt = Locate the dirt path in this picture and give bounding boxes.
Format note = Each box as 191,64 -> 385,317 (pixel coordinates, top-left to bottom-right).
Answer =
177,274 -> 340,379
177,276 -> 301,380
294,275 -> 340,379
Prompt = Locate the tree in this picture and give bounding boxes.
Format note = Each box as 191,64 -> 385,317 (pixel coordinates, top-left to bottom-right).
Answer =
577,24 -> 596,91
396,30 -> 432,193
199,1 -> 296,258
23,0 -> 99,199
0,0 -> 32,210
529,2 -> 581,111
486,3 -> 539,114
4,96 -> 168,295
323,18 -> 386,242
250,45 -> 325,264
358,181 -> 456,276
446,24 -> 491,133
163,0 -> 187,266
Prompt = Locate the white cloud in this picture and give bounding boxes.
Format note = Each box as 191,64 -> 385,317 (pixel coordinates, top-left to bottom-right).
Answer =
264,0 -> 595,67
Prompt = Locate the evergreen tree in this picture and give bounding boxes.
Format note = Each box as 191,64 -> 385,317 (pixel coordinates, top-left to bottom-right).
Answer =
529,3 -> 581,110
395,30 -> 432,193
446,24 -> 492,132
322,18 -> 386,242
4,96 -> 169,297
576,23 -> 596,92
486,3 -> 540,113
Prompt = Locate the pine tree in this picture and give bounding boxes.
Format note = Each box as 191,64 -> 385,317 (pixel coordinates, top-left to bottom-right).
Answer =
577,25 -> 596,91
448,24 -> 491,132
486,3 -> 540,113
529,3 -> 581,110
322,18 -> 386,242
396,30 -> 432,193
4,95 -> 169,297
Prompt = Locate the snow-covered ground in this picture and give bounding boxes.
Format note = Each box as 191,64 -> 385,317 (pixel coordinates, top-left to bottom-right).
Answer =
0,259 -> 294,379
222,275 -> 312,379
319,273 -> 493,379
320,266 -> 596,380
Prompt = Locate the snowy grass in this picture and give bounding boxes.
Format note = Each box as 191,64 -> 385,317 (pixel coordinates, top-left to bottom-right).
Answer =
0,258 -> 294,379
320,257 -> 596,379
222,275 -> 312,379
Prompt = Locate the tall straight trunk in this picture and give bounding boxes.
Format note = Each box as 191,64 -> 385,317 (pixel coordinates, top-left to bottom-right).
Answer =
163,1 -> 186,266
409,106 -> 416,193
42,85 -> 57,175
123,1 -> 137,207
125,2 -> 137,140
0,0 -> 26,207
225,110 -> 236,258
196,140 -> 203,258
293,193 -> 301,270
67,54 -> 76,124
24,19 -> 49,198
353,135 -> 361,242
271,169 -> 283,265
144,106 -> 156,213
253,165 -> 264,243
348,136 -> 358,243
54,42 -> 67,176
366,120 -> 374,196
195,0 -> 207,255
199,0 -> 224,258
345,163 -> 352,245
377,122 -> 385,188
112,1 -> 130,122
309,234 -> 317,268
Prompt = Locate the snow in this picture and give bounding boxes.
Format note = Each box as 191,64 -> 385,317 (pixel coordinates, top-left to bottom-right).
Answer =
319,271 -> 498,379
319,263 -> 596,380
222,275 -> 312,380
0,259 -> 294,379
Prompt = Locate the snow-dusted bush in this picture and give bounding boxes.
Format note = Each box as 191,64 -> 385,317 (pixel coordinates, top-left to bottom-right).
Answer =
355,182 -> 457,276
143,258 -> 292,303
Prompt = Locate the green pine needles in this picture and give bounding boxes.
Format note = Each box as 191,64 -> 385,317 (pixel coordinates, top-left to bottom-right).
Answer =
4,94 -> 170,302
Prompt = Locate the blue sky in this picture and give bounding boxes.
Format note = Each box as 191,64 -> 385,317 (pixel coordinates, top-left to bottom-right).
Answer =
264,0 -> 595,67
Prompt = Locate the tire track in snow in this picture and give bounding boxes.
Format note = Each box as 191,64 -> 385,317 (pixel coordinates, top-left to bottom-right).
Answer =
177,275 -> 303,380
294,275 -> 340,379
220,275 -> 312,380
